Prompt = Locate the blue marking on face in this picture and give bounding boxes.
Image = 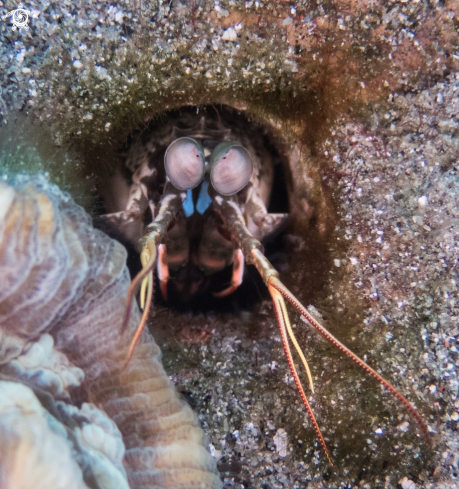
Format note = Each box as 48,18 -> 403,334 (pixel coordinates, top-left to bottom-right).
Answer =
182,188 -> 194,217
196,180 -> 212,215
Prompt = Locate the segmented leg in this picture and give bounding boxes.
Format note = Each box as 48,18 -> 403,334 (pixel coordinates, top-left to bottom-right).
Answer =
124,270 -> 153,367
266,271 -> 431,445
157,244 -> 169,301
120,235 -> 158,337
98,208 -> 141,226
213,249 -> 245,298
120,183 -> 185,364
99,166 -> 157,227
269,284 -> 333,466
212,194 -> 430,465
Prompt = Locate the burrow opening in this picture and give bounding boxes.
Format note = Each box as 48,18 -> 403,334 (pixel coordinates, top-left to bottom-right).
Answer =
95,105 -> 334,316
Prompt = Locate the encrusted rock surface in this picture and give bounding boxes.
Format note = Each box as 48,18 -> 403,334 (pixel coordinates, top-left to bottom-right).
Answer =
0,1 -> 458,488
148,75 -> 459,488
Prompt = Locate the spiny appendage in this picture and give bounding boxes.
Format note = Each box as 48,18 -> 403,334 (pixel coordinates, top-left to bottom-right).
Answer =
269,285 -> 334,468
121,187 -> 184,366
268,276 -> 431,446
120,234 -> 158,367
123,270 -> 154,368
213,249 -> 245,298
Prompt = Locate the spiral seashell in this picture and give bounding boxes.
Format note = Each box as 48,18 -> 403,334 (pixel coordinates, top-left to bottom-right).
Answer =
0,175 -> 222,489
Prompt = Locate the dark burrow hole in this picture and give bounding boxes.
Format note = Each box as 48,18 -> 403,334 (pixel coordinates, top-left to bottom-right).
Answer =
95,104 -> 320,315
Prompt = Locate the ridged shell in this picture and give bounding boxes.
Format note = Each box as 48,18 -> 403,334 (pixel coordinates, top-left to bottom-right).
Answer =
0,175 -> 222,489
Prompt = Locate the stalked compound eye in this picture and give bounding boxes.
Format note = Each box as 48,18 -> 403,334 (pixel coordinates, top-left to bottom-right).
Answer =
164,137 -> 205,190
210,142 -> 253,195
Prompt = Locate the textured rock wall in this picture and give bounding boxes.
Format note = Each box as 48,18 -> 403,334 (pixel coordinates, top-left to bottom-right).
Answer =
1,0 -> 459,487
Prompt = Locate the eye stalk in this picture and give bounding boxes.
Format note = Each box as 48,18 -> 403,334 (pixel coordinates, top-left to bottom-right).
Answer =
210,142 -> 253,195
164,137 -> 205,190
